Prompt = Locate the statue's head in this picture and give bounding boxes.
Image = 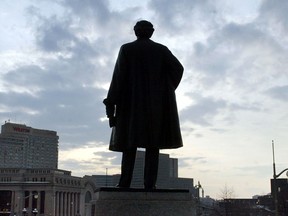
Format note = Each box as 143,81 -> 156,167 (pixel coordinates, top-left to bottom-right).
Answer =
134,20 -> 154,39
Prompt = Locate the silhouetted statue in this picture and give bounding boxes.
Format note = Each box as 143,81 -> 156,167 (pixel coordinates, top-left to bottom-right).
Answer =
104,20 -> 183,190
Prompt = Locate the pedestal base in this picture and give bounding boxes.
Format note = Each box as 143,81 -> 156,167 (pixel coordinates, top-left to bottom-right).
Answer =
93,188 -> 197,216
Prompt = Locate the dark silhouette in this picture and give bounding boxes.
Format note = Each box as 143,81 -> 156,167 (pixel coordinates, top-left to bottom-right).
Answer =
104,20 -> 183,190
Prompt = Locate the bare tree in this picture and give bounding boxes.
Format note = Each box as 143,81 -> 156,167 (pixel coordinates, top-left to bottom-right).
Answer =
218,183 -> 236,200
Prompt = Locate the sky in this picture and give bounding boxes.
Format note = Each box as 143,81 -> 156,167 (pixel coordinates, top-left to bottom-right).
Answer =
1,0 -> 288,199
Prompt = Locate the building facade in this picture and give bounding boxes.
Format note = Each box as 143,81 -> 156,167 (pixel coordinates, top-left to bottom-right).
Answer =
271,178 -> 288,215
0,168 -> 88,216
0,122 -> 195,215
0,122 -> 58,169
87,151 -> 195,193
130,151 -> 194,192
0,123 -> 97,216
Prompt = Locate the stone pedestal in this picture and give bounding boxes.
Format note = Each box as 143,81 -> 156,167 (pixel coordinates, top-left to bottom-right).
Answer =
93,188 -> 197,216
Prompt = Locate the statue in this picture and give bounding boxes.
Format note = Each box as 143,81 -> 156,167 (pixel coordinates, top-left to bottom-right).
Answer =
104,20 -> 184,190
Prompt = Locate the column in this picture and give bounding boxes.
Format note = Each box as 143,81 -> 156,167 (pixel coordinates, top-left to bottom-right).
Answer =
23,191 -> 30,215
73,193 -> 77,215
72,192 -> 75,216
64,192 -> 67,216
60,191 -> 65,216
67,192 -> 71,216
11,190 -> 15,215
37,191 -> 40,213
28,191 -> 32,216
67,192 -> 70,215
59,192 -> 62,216
15,190 -> 22,215
77,193 -> 80,214
55,192 -> 58,216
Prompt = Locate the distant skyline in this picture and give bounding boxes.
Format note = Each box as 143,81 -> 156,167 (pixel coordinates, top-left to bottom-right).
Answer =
1,0 -> 288,198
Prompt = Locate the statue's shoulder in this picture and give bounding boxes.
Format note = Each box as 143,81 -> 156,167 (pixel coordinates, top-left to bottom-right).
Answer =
120,40 -> 169,54
143,39 -> 166,48
121,40 -> 137,47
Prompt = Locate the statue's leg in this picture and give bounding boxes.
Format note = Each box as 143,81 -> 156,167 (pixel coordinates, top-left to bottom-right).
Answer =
118,148 -> 137,188
144,148 -> 159,189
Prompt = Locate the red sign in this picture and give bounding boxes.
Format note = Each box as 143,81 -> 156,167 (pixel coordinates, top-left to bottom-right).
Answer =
13,127 -> 30,133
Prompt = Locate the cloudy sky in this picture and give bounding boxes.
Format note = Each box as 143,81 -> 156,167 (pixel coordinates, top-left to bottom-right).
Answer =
1,0 -> 288,198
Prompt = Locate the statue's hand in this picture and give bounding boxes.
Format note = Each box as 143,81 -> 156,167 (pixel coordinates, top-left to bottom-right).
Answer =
103,98 -> 116,127
109,117 -> 116,128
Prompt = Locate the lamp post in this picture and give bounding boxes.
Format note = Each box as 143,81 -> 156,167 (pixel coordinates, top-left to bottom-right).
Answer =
195,181 -> 204,198
194,181 -> 204,216
106,168 -> 108,187
32,208 -> 38,216
22,192 -> 38,216
272,140 -> 288,216
22,208 -> 27,216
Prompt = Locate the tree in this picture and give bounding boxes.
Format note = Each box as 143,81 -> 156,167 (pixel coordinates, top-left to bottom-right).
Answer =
218,184 -> 236,200
217,184 -> 237,216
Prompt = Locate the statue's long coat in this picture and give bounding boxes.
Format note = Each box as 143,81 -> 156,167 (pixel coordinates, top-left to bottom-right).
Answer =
105,38 -> 184,152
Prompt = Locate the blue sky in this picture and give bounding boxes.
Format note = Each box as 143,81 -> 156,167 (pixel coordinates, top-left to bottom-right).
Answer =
1,0 -> 288,198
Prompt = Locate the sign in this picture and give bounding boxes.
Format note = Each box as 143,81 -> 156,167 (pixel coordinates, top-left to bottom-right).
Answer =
13,126 -> 30,133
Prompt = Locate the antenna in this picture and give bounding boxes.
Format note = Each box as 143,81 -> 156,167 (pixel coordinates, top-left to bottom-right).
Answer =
272,140 -> 276,179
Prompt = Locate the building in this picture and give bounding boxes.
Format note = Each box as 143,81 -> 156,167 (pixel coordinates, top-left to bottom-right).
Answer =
271,178 -> 288,215
131,151 -> 194,192
0,123 -> 94,216
0,122 -> 58,169
87,150 -> 195,194
0,168 -> 84,216
130,150 -> 175,188
217,198 -> 274,216
0,122 -> 196,215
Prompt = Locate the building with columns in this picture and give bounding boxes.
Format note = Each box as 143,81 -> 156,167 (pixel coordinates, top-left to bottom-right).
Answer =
0,122 -> 97,216
0,168 -> 86,216
0,122 -> 195,215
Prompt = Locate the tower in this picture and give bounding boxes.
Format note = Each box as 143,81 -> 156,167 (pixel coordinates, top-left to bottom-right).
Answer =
0,122 -> 58,169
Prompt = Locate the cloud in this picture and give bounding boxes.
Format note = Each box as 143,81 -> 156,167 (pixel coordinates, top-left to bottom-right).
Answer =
2,0 -> 288,198
192,21 -> 284,85
148,0 -> 219,36
259,0 -> 288,37
7,1 -> 180,155
0,1 -> 126,150
234,164 -> 272,178
37,19 -> 77,53
59,146 -> 121,176
265,85 -> 288,102
178,156 -> 208,169
180,94 -> 227,126
93,151 -> 122,165
179,12 -> 288,134
60,0 -> 111,21
3,65 -> 54,94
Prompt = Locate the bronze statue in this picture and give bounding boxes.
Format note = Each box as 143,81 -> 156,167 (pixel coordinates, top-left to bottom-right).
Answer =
104,20 -> 183,190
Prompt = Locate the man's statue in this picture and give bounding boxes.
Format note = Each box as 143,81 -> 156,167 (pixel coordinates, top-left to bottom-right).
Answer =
104,20 -> 184,190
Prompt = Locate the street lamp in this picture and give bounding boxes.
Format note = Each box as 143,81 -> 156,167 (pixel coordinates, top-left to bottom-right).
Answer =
22,208 -> 27,216
195,181 -> 204,198
22,192 -> 38,216
32,208 -> 38,216
272,140 -> 288,216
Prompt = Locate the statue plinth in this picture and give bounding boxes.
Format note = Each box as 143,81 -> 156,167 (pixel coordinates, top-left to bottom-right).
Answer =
92,187 -> 197,216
